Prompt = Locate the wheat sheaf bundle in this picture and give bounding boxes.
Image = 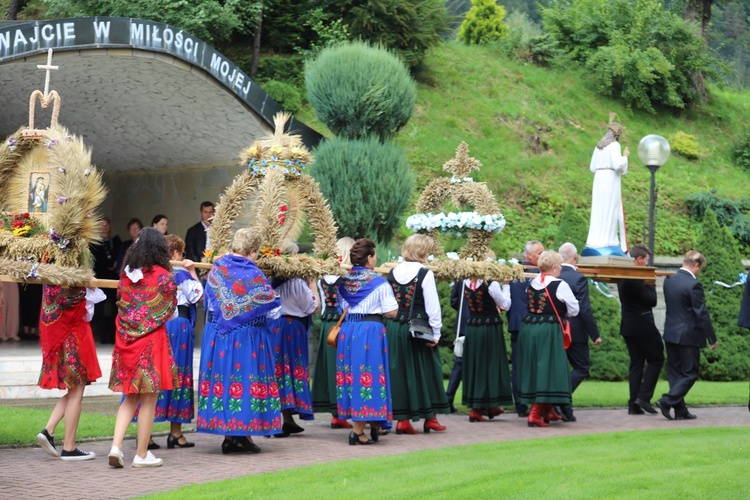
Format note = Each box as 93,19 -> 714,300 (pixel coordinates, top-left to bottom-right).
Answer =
207,112 -> 340,280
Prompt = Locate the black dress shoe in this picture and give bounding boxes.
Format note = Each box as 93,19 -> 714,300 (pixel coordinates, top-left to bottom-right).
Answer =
628,403 -> 645,415
675,411 -> 697,420
147,438 -> 160,450
221,438 -> 242,454
282,422 -> 305,434
635,399 -> 658,414
449,404 -> 457,414
654,399 -> 673,420
348,431 -> 374,445
234,436 -> 261,453
516,407 -> 529,418
558,405 -> 576,422
167,434 -> 195,449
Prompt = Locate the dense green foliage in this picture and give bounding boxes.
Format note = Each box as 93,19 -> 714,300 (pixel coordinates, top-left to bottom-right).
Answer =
669,131 -> 706,160
733,130 -> 750,170
311,137 -> 414,243
260,80 -> 302,114
543,0 -> 715,112
685,190 -> 750,248
315,0 -> 449,69
696,209 -> 750,381
305,42 -> 417,142
552,205 -> 588,251
38,0 -> 259,44
710,0 -> 750,89
458,0 -> 510,46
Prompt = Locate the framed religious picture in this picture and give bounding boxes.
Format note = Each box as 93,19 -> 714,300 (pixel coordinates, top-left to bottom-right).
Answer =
27,171 -> 51,214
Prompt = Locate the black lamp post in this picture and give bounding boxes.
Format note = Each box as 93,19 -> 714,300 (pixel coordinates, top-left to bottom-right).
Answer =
637,135 -> 671,266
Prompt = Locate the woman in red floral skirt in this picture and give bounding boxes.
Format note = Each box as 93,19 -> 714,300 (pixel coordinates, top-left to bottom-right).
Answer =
107,227 -> 178,468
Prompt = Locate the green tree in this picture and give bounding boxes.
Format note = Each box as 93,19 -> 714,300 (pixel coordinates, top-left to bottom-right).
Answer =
543,0 -> 715,112
553,204 -> 588,251
39,0 -> 260,44
458,0 -> 510,45
315,0 -> 449,68
696,209 -> 750,381
305,41 -> 417,141
311,137 -> 414,243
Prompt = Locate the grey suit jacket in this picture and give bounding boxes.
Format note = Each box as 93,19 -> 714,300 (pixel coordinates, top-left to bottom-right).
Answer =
662,269 -> 717,347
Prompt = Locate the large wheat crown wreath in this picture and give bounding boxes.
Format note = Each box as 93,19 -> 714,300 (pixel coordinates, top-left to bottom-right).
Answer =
206,112 -> 340,281
0,50 -> 106,286
406,141 -> 523,282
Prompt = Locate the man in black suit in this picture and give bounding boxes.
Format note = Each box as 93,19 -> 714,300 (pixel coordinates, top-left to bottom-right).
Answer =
506,240 -> 544,417
736,273 -> 750,412
656,251 -> 718,420
445,280 -> 470,413
91,217 -> 121,344
558,242 -> 601,421
617,245 -> 664,415
184,201 -> 215,262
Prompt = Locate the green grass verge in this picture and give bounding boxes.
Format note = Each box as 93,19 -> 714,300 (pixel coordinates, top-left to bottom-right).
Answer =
0,406 -> 170,447
143,427 -> 750,498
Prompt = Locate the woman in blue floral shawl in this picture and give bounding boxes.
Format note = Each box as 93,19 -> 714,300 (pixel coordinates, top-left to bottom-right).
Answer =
197,228 -> 283,454
336,238 -> 398,445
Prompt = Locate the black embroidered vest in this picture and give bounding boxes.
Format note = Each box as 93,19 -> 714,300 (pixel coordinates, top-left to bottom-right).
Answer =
523,280 -> 569,325
388,268 -> 428,324
320,277 -> 341,321
464,281 -> 502,326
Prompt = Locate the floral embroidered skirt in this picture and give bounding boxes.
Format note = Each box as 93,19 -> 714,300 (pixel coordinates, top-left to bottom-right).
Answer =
196,321 -> 282,436
311,317 -> 338,414
386,321 -> 449,421
154,317 -> 195,423
109,326 -> 177,394
517,321 -> 572,405
39,324 -> 101,389
336,320 -> 392,423
461,323 -> 513,409
268,316 -> 313,420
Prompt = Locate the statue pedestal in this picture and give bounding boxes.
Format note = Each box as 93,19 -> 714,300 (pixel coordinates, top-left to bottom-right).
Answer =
581,245 -> 627,258
579,255 -> 634,266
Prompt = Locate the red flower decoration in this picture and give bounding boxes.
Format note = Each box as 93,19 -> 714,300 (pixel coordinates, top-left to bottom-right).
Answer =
229,382 -> 243,399
360,372 -> 373,388
275,363 -> 282,379
199,380 -> 210,396
232,281 -> 247,295
250,382 -> 268,399
269,382 -> 280,398
379,372 -> 386,386
345,372 -> 353,385
335,371 -> 345,387
294,365 -> 307,381
213,381 -> 224,397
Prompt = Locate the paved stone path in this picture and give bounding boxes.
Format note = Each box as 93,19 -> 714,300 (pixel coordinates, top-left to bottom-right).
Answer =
0,406 -> 747,499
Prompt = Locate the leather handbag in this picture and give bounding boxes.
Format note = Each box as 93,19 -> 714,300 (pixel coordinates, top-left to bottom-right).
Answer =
326,307 -> 349,348
453,281 -> 465,357
407,268 -> 434,344
543,282 -> 571,350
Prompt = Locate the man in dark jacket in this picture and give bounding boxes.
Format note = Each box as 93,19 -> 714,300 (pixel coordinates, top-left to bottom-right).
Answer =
184,201 -> 215,262
617,245 -> 664,415
656,251 -> 718,420
506,240 -> 543,417
445,280 -> 469,413
558,242 -> 601,422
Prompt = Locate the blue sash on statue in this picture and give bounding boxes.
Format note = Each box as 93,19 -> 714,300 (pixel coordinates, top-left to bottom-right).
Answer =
206,254 -> 280,334
339,266 -> 386,309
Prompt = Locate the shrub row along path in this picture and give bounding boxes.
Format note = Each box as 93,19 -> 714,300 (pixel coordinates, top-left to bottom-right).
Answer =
1,405 -> 748,499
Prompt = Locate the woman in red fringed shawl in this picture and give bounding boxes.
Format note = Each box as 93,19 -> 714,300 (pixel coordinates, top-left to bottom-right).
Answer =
35,285 -> 106,460
107,227 -> 178,469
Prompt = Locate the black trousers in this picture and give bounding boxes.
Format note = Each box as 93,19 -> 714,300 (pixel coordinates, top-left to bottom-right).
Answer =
510,331 -> 526,411
446,355 -> 462,403
566,341 -> 590,393
623,334 -> 664,404
661,342 -> 700,413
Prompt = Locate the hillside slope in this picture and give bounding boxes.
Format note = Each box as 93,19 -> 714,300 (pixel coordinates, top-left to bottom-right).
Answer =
299,41 -> 750,257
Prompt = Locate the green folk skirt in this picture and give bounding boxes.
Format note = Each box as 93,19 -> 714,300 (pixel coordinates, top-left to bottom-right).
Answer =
311,318 -> 338,414
517,321 -> 572,405
461,323 -> 513,409
386,321 -> 450,421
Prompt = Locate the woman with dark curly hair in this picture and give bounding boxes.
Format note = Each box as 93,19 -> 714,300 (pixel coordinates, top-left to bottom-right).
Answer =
336,238 -> 398,445
107,227 -> 178,468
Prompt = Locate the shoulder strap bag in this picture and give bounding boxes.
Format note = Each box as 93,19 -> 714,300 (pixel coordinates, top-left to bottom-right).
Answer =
543,279 -> 571,350
326,307 -> 349,348
407,267 -> 434,344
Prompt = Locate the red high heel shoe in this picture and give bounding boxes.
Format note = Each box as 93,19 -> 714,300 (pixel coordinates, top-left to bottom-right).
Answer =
527,404 -> 549,427
423,417 -> 447,433
468,409 -> 486,422
543,404 -> 562,423
486,407 -> 505,418
396,420 -> 419,435
330,417 -> 353,429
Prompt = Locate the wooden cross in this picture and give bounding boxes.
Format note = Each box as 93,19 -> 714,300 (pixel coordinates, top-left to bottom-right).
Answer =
37,48 -> 59,99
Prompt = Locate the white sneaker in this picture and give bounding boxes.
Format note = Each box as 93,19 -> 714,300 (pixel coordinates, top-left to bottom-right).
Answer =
132,451 -> 163,468
108,446 -> 124,468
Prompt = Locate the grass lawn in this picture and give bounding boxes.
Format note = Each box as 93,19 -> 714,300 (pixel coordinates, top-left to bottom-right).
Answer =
0,405 -> 170,448
143,427 -> 750,498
